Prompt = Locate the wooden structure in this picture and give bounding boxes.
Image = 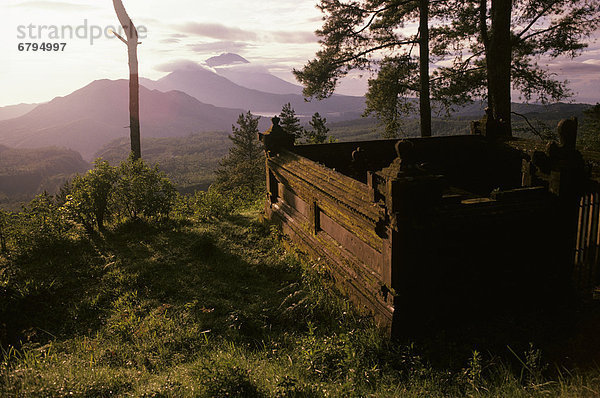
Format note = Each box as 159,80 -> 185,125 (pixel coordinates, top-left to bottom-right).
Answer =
260,116 -> 597,335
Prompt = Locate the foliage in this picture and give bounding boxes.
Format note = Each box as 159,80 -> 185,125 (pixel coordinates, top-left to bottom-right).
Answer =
174,187 -> 237,222
113,157 -> 177,221
95,132 -> 231,194
1,201 -> 600,396
364,56 -> 418,138
215,112 -> 265,198
303,112 -> 335,144
279,103 -> 304,143
63,159 -> 117,232
61,158 -> 175,233
294,0 -> 430,137
579,103 -> 600,150
295,0 -> 600,136
433,0 -> 600,122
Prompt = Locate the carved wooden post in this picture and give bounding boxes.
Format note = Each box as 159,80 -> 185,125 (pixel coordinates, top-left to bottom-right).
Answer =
259,117 -> 295,210
547,118 -> 587,292
377,140 -> 443,334
112,0 -> 141,160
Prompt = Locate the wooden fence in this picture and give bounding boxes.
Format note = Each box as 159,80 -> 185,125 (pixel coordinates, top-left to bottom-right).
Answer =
574,191 -> 600,298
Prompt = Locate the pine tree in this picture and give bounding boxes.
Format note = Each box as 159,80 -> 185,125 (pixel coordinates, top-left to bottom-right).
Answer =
304,112 -> 333,144
295,0 -> 600,138
279,103 -> 303,143
579,104 -> 600,150
215,112 -> 265,197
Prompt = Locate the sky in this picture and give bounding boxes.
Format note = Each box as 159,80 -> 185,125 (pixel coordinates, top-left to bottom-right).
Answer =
0,0 -> 599,107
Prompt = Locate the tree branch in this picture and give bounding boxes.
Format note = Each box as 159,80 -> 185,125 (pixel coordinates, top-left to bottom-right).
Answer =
429,65 -> 486,83
111,30 -> 128,45
332,40 -> 419,66
354,0 -> 416,35
518,16 -> 597,42
516,0 -> 562,39
112,0 -> 138,41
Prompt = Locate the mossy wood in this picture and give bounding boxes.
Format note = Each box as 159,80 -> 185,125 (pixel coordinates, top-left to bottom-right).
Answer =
262,116 -> 598,335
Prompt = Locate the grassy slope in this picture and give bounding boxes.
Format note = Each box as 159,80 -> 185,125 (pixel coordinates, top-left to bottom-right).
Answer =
2,209 -> 600,396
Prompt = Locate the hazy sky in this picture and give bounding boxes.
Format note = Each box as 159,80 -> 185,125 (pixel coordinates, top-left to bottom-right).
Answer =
1,0 -> 599,107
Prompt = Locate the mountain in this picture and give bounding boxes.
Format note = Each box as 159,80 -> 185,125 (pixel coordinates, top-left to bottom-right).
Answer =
0,103 -> 38,121
0,145 -> 89,208
205,53 -> 249,67
0,79 -> 264,160
205,53 -> 304,95
143,66 -> 365,118
215,66 -> 304,95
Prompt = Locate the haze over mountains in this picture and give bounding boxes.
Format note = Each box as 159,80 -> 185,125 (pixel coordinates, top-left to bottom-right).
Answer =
0,79 -> 255,160
142,57 -> 365,117
0,52 -> 595,165
0,103 -> 39,122
0,53 -> 366,160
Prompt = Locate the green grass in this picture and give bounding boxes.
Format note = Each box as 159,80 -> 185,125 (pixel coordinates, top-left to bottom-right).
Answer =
1,209 -> 600,396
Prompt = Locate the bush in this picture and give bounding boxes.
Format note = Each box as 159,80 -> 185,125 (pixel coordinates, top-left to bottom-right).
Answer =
63,159 -> 117,232
6,192 -> 72,253
192,187 -> 236,221
60,158 -> 177,232
113,158 -> 177,221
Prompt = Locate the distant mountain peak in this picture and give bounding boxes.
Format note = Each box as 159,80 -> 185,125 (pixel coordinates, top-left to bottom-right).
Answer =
205,53 -> 249,67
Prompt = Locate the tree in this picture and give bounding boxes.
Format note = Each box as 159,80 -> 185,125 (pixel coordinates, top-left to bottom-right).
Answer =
65,159 -> 117,232
279,103 -> 304,142
112,0 -> 142,159
293,0 -> 433,137
433,0 -> 600,136
296,0 -> 600,139
304,112 -> 333,144
215,112 -> 265,197
579,103 -> 600,150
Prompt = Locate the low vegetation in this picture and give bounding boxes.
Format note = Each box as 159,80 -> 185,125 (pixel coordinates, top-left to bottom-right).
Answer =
0,158 -> 599,396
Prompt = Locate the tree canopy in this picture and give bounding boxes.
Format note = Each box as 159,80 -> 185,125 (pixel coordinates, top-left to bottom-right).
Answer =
279,103 -> 304,143
295,0 -> 600,138
215,112 -> 265,197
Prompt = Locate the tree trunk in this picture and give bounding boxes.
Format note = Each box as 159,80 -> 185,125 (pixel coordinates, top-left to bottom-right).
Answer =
113,0 -> 141,159
419,0 -> 432,137
479,0 -> 493,113
488,0 -> 512,137
128,43 -> 141,159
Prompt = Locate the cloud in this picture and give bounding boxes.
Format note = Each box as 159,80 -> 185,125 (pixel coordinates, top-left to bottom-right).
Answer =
190,41 -> 252,53
550,62 -> 600,74
176,22 -> 258,41
160,38 -> 181,44
266,31 -> 317,44
11,1 -> 98,10
175,22 -> 317,44
154,59 -> 209,73
215,63 -> 270,73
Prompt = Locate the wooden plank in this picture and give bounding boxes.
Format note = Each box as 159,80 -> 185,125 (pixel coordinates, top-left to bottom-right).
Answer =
319,211 -> 383,277
269,202 -> 394,330
270,163 -> 385,253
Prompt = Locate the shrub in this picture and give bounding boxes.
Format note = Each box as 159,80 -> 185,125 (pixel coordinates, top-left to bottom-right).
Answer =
63,159 -> 117,232
113,158 -> 177,221
192,187 -> 236,221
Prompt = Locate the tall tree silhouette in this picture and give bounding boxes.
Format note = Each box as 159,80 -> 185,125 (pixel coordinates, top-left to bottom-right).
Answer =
215,112 -> 265,196
112,0 -> 141,159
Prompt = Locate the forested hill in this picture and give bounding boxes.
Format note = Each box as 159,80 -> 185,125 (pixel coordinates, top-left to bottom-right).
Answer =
0,146 -> 89,209
95,132 -> 231,194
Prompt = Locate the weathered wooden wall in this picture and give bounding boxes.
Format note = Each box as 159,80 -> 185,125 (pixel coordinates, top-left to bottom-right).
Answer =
264,129 -> 595,335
